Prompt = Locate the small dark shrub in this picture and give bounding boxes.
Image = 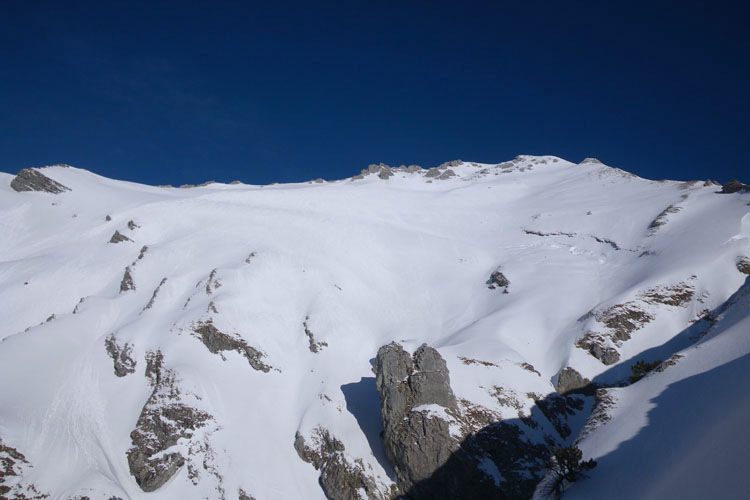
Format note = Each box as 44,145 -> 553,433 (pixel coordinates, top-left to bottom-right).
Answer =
629,359 -> 662,384
547,444 -> 597,495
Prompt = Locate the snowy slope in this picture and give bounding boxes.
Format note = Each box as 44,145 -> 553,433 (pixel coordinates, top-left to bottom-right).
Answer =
0,157 -> 747,499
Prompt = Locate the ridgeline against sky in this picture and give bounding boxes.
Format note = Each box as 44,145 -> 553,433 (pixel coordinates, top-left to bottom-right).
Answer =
1,1 -> 747,186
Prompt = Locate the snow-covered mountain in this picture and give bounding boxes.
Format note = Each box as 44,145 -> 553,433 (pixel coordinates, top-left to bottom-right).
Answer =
0,157 -> 747,500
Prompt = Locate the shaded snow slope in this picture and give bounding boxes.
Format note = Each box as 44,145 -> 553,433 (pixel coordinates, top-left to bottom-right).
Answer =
566,277 -> 750,500
0,157 -> 747,499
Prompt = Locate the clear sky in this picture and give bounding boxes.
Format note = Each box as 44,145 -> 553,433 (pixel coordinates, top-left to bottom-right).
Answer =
1,1 -> 748,186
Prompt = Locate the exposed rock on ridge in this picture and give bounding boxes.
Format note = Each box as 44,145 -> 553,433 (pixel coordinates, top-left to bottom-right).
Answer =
105,334 -> 136,377
127,350 -> 217,492
193,321 -> 272,372
10,168 -> 70,194
293,428 -> 390,500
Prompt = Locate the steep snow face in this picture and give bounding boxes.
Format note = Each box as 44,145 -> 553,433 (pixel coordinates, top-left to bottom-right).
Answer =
0,157 -> 747,499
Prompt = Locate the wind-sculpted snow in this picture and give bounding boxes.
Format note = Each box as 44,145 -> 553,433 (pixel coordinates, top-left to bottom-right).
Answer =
0,157 -> 747,499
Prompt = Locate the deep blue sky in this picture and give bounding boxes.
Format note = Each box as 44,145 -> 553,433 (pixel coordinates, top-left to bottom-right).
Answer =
1,1 -> 748,185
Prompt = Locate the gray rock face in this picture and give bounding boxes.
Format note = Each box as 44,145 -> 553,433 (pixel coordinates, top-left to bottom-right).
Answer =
437,169 -> 455,180
127,351 -> 214,492
194,321 -> 272,372
109,231 -> 133,244
487,269 -> 510,291
374,343 -> 461,494
120,267 -> 135,292
374,343 -> 549,499
555,367 -> 591,395
10,168 -> 70,194
105,335 -> 136,377
294,428 -> 388,500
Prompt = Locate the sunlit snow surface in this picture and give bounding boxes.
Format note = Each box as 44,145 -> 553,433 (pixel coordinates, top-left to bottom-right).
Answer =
0,157 -> 747,499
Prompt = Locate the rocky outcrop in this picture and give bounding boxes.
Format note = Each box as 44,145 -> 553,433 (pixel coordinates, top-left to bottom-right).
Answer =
293,428 -> 389,500
142,278 -> 167,311
487,269 -> 510,291
577,280 -> 695,364
737,256 -> 750,275
10,168 -> 70,194
193,321 -> 272,372
127,351 -> 215,492
0,438 -> 50,499
648,204 -> 681,233
374,343 -> 550,499
554,367 -> 591,395
374,343 -> 461,495
205,269 -> 222,295
120,267 -> 135,292
105,335 -> 136,377
304,316 -> 328,353
109,231 -> 132,244
720,179 -> 750,193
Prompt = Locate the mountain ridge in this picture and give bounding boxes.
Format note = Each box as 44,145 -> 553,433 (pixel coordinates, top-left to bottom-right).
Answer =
0,156 -> 747,499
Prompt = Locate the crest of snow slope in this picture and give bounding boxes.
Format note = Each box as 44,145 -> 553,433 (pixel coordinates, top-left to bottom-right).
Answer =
0,157 -> 747,499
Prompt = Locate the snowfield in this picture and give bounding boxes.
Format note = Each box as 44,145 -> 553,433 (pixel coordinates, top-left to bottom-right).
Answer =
0,156 -> 747,499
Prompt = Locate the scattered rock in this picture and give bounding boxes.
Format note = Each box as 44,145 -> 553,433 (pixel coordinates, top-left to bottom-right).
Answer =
487,269 -> 510,291
654,354 -> 684,373
458,357 -> 498,368
438,160 -> 462,168
193,321 -> 271,372
554,367 -> 592,395
304,316 -> 328,353
136,245 -> 149,261
10,168 -> 70,194
229,180 -> 243,185
520,362 -> 541,376
577,388 -> 616,441
109,231 -> 132,244
127,220 -> 140,230
205,269 -> 222,295
0,438 -> 50,499
528,392 -> 585,439
294,428 -> 389,500
648,204 -> 682,232
437,169 -> 456,180
105,215 -> 112,221
142,278 -> 167,311
245,252 -> 257,264
576,280 -> 695,364
120,267 -> 135,292
105,335 -> 137,377
238,489 -> 256,500
579,158 -> 602,165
